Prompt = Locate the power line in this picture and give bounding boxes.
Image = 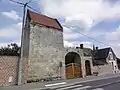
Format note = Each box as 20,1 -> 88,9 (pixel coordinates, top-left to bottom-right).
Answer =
9,0 -> 24,5
9,0 -> 41,14
63,25 -> 114,48
27,5 -> 41,13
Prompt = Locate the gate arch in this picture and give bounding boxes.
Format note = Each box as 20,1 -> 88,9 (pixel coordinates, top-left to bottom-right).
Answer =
85,60 -> 91,76
65,52 -> 82,79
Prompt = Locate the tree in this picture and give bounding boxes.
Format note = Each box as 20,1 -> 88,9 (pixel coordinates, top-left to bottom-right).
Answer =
0,43 -> 21,56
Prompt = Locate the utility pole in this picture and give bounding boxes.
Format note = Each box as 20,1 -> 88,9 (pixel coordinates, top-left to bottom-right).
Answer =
18,3 -> 26,85
9,0 -> 32,85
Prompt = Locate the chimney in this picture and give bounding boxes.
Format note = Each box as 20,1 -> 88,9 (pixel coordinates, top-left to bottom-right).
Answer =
80,44 -> 83,49
96,47 -> 98,50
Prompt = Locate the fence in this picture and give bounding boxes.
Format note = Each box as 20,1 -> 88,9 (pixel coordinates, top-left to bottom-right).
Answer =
0,56 -> 19,86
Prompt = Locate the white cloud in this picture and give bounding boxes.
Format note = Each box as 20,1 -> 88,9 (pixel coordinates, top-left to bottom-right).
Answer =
40,0 -> 120,28
0,41 -> 20,48
0,22 -> 22,37
1,10 -> 22,21
112,45 -> 120,58
0,22 -> 22,47
106,26 -> 120,41
80,41 -> 93,49
64,40 -> 74,47
63,26 -> 82,41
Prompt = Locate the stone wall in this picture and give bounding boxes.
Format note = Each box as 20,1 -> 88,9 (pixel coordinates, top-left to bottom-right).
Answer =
0,56 -> 19,86
92,64 -> 113,76
27,23 -> 65,80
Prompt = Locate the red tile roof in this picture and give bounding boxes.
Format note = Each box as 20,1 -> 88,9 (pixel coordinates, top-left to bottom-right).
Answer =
27,10 -> 63,31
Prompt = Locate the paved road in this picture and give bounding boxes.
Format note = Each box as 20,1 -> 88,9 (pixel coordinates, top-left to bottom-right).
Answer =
44,76 -> 120,90
1,76 -> 120,90
102,82 -> 120,90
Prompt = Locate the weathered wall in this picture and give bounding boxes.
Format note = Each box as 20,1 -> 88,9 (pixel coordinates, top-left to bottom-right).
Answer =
28,23 -> 65,80
0,56 -> 19,86
64,48 -> 93,77
92,64 -> 113,76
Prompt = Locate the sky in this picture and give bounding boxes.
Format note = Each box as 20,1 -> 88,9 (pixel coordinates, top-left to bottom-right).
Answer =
0,0 -> 120,58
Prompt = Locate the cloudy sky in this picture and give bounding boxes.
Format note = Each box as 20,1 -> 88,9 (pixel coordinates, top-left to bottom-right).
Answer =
0,0 -> 120,57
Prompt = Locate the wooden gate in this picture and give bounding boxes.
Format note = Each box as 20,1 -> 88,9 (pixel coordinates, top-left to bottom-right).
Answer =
65,63 -> 82,79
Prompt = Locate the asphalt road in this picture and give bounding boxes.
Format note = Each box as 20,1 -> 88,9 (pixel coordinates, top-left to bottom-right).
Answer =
85,76 -> 120,90
1,76 -> 120,90
102,82 -> 120,90
45,76 -> 120,90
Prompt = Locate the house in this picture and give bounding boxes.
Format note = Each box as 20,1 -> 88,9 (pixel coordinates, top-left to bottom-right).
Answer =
92,47 -> 119,75
21,10 -> 119,83
22,10 -> 95,82
117,58 -> 120,69
22,10 -> 65,82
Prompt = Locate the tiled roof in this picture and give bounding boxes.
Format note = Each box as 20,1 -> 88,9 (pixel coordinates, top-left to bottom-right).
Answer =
27,10 -> 63,31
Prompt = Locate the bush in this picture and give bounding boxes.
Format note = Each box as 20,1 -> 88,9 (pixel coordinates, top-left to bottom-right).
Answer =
0,43 -> 20,56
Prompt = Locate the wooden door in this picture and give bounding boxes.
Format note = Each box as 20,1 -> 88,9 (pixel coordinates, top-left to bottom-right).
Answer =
66,63 -> 82,79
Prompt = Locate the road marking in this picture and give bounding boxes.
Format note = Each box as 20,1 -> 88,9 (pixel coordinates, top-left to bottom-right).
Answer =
45,82 -> 66,87
47,82 -> 80,89
56,84 -> 83,90
93,88 -> 104,90
72,86 -> 92,90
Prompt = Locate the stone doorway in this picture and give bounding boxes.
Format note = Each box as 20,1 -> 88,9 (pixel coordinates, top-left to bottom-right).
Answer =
85,60 -> 91,76
65,52 -> 82,79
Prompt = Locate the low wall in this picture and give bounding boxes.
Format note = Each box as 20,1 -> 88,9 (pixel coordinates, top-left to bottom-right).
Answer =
0,56 -> 19,86
92,64 -> 113,76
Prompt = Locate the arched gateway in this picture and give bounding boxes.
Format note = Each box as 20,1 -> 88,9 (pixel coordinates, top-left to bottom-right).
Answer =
85,60 -> 91,76
65,52 -> 82,79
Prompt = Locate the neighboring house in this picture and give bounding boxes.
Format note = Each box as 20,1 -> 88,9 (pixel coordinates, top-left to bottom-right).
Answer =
117,58 -> 120,69
92,47 -> 119,75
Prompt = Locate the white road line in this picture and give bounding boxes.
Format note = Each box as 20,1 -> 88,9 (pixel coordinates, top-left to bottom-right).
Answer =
47,82 -> 80,89
45,82 -> 66,87
72,86 -> 92,90
93,88 -> 104,90
56,84 -> 83,90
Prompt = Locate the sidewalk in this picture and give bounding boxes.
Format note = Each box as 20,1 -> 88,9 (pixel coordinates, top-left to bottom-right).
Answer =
1,73 -> 120,90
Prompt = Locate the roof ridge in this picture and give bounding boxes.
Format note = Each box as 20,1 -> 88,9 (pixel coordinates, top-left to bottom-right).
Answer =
27,9 -> 63,31
98,47 -> 111,50
28,10 -> 57,21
